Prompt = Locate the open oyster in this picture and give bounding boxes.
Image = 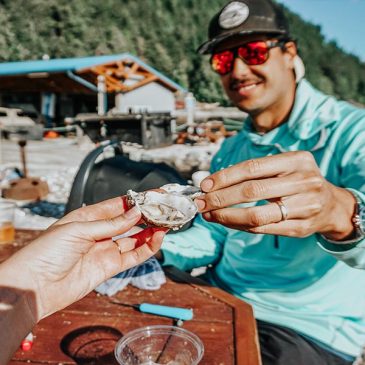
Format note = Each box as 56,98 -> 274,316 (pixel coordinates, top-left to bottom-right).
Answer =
127,184 -> 202,230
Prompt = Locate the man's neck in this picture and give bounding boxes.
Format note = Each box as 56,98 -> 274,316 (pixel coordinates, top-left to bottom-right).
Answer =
251,108 -> 290,134
251,85 -> 296,134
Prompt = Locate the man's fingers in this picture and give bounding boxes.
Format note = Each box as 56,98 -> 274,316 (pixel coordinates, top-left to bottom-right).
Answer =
247,219 -> 314,238
203,194 -> 321,227
56,196 -> 129,225
203,204 -> 282,227
204,210 -> 315,237
196,173 -> 316,211
73,207 -> 141,241
200,151 -> 317,192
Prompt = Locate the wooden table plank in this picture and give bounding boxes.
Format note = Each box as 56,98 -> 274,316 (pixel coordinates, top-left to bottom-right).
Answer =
66,283 -> 233,324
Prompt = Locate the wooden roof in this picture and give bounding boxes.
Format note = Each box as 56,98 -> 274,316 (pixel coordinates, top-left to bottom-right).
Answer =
0,54 -> 185,94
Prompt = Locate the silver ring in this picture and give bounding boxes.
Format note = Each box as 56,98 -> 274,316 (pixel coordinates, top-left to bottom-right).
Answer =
276,200 -> 288,221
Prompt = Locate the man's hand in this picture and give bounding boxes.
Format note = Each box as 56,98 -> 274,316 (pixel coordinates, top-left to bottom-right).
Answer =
195,151 -> 356,240
1,196 -> 167,322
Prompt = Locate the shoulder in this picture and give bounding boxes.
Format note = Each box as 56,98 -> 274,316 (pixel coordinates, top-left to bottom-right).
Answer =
304,80 -> 365,136
331,100 -> 365,138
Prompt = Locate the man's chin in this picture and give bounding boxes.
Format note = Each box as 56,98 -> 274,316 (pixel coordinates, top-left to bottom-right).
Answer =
234,100 -> 263,115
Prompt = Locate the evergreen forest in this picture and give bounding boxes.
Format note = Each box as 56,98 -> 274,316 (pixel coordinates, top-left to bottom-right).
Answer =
0,0 -> 364,105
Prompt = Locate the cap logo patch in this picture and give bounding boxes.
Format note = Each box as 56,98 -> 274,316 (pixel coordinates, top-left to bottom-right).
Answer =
218,1 -> 250,29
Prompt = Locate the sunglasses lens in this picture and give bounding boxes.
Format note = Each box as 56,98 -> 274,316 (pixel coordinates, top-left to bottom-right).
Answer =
211,50 -> 234,75
238,41 -> 269,65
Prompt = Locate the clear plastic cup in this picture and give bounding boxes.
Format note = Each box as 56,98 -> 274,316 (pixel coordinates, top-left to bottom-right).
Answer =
114,325 -> 204,365
0,200 -> 16,244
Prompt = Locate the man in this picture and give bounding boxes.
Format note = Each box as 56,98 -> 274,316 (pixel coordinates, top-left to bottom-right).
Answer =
158,0 -> 365,364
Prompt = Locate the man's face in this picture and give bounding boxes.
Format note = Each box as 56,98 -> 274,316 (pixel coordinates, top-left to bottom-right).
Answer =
213,35 -> 297,115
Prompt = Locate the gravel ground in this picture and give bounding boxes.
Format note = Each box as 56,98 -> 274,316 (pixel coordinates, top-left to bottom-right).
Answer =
0,137 -> 93,203
0,137 -> 94,228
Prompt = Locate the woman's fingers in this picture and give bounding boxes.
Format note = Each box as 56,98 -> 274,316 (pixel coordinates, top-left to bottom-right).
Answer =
55,196 -> 129,226
68,207 -> 141,242
130,227 -> 169,248
114,227 -> 169,249
106,229 -> 167,276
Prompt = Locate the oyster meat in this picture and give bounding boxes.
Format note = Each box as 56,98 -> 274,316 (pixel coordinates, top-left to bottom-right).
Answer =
127,184 -> 201,230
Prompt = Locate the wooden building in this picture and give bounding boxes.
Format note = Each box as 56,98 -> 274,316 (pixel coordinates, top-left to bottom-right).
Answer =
0,54 -> 185,126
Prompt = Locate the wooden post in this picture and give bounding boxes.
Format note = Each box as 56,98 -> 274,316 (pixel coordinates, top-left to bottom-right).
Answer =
18,140 -> 27,178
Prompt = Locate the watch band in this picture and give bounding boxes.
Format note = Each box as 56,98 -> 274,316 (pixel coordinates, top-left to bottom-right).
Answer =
350,189 -> 365,237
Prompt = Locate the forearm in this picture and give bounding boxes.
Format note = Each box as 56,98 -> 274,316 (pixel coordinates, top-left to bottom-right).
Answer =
0,259 -> 37,364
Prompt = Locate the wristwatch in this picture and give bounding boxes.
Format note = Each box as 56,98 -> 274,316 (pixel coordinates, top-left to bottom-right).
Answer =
320,189 -> 365,245
349,190 -> 365,242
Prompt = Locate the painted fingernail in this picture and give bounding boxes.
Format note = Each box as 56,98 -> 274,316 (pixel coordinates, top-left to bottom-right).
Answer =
121,196 -> 129,211
201,178 -> 214,192
195,199 -> 206,212
124,206 -> 140,219
152,227 -> 169,233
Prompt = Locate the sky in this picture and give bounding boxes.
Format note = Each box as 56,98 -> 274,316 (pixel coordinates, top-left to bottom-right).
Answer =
277,0 -> 365,62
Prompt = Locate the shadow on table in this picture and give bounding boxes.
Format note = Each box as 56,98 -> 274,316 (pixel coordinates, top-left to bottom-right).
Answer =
60,325 -> 122,365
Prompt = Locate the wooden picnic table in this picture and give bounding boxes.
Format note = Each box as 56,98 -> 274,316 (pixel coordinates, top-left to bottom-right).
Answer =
3,229 -> 261,365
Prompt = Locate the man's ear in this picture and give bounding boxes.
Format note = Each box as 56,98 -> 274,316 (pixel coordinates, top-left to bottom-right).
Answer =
283,41 -> 298,71
284,41 -> 298,57
283,42 -> 305,82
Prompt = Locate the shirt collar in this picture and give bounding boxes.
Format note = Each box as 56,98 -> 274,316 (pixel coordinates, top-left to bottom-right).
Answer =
287,79 -> 339,140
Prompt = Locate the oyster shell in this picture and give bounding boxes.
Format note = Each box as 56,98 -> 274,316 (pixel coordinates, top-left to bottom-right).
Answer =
127,184 -> 201,230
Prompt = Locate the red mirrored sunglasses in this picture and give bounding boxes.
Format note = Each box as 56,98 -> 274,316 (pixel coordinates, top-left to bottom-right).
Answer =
210,40 -> 286,75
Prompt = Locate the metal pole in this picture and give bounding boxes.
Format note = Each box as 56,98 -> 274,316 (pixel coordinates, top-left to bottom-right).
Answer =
185,92 -> 195,126
97,75 -> 107,116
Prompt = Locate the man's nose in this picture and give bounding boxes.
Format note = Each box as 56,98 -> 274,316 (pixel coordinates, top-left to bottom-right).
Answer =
230,57 -> 251,79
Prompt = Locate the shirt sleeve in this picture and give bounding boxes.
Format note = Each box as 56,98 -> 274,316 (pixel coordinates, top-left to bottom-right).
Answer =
317,112 -> 365,268
161,214 -> 227,271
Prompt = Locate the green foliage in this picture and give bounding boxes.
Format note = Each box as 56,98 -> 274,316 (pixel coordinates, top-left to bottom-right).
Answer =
282,5 -> 365,104
0,0 -> 364,105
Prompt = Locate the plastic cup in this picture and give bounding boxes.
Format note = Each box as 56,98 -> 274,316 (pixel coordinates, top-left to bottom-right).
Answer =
114,325 -> 204,365
0,200 -> 15,244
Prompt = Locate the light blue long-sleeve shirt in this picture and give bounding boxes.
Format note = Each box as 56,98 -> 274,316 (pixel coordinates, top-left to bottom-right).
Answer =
162,79 -> 365,357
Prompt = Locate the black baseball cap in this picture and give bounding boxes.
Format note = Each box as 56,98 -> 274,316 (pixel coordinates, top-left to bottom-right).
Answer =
198,0 -> 291,54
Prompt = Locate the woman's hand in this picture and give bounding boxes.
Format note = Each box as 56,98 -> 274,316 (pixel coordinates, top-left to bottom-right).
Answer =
1,196 -> 167,322
195,151 -> 356,241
